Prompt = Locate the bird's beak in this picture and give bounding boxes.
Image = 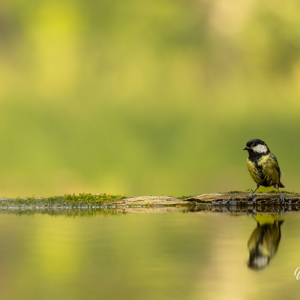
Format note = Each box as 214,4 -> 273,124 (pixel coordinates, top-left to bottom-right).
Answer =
243,146 -> 250,150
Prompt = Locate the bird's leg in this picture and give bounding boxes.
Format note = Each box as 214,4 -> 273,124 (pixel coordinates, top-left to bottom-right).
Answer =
276,188 -> 285,204
250,213 -> 259,225
249,185 -> 259,198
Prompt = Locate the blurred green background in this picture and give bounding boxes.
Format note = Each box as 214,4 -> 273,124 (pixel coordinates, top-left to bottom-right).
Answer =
0,0 -> 299,197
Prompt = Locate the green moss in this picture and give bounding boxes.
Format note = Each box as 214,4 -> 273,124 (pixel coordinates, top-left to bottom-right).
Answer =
0,193 -> 125,208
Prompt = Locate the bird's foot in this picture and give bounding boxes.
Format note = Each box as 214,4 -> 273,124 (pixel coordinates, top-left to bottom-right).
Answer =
249,192 -> 255,199
279,192 -> 285,205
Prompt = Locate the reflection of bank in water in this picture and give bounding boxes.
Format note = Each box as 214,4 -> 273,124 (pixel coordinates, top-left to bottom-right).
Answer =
248,214 -> 284,270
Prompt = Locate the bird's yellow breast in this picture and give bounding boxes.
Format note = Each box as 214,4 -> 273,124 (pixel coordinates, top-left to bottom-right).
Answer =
246,153 -> 280,187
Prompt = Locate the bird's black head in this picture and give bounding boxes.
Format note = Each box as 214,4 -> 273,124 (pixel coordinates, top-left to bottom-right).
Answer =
243,139 -> 270,155
248,253 -> 270,270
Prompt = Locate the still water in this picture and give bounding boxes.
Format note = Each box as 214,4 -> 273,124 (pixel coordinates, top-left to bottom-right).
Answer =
0,209 -> 298,300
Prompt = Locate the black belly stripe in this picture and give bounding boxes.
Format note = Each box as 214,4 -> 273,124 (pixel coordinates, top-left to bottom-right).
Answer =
255,161 -> 272,187
256,163 -> 264,185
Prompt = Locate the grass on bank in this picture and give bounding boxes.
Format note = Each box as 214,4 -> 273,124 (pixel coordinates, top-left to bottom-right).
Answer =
0,193 -> 125,208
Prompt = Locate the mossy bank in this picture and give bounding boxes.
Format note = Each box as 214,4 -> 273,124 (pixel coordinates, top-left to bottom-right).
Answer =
0,191 -> 300,210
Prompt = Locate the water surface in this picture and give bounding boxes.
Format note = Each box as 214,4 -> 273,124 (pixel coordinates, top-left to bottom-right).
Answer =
0,209 -> 298,300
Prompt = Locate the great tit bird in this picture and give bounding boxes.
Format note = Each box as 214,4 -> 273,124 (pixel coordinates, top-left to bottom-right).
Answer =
248,214 -> 284,270
243,139 -> 285,202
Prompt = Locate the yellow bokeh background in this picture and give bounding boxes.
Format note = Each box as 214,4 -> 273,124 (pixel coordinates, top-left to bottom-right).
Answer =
1,0 -> 300,197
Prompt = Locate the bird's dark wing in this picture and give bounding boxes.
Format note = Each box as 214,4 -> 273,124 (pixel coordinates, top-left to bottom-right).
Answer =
270,154 -> 285,187
270,154 -> 279,167
268,153 -> 284,187
269,154 -> 281,173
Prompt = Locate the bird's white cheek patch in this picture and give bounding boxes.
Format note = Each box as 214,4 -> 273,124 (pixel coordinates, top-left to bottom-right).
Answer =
253,144 -> 268,153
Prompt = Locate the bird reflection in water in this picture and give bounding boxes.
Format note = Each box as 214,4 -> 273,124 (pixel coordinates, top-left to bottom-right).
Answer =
248,213 -> 284,270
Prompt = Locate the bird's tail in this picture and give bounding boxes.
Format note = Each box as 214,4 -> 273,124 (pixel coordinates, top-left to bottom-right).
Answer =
279,182 -> 285,188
